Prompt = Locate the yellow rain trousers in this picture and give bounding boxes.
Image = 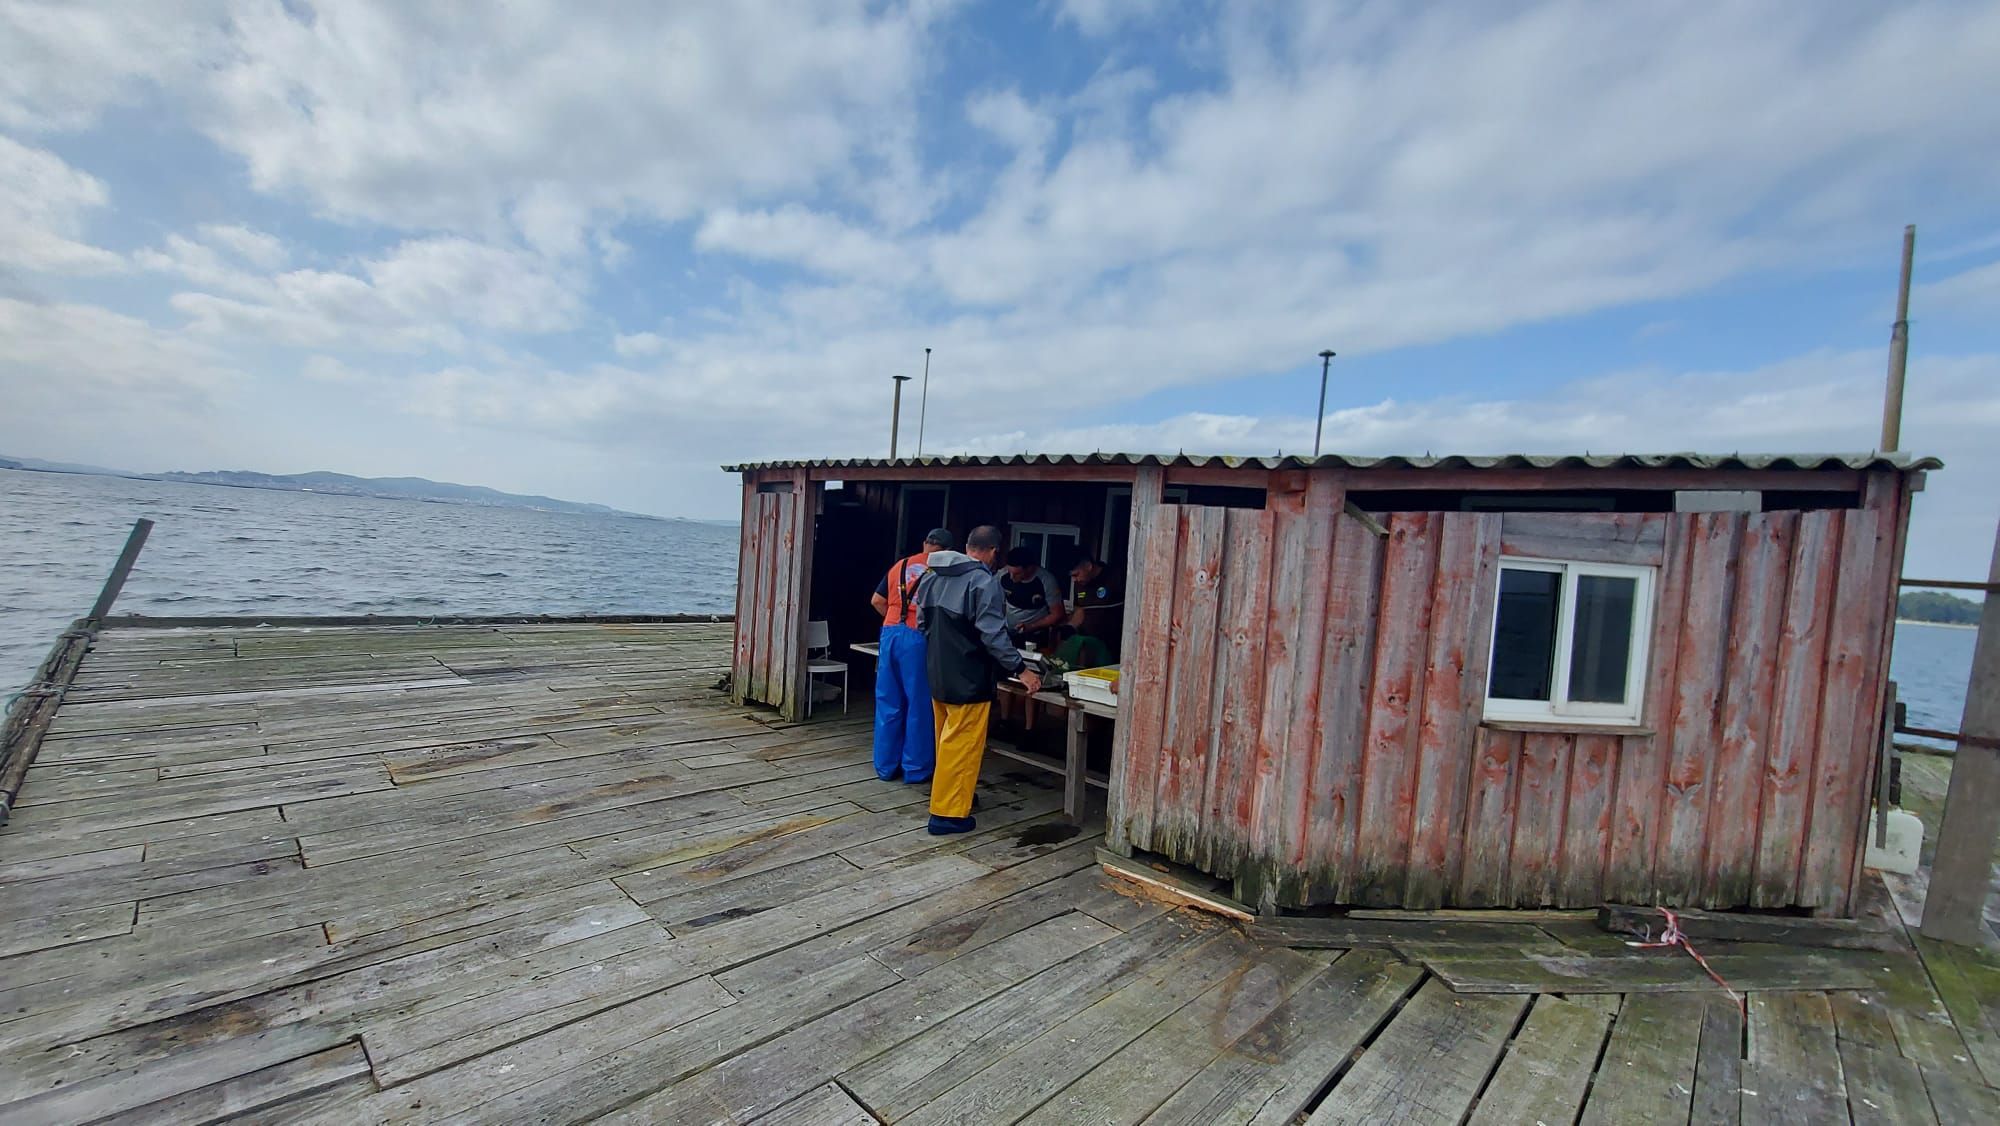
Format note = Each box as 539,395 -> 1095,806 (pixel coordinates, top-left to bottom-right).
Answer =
929,701 -> 992,818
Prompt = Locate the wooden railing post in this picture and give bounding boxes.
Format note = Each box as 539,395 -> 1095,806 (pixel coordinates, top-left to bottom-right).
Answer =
1920,521 -> 2000,944
87,518 -> 153,623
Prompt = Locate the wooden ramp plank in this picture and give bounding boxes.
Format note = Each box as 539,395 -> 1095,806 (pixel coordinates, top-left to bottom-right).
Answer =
1466,994 -> 1613,1126
89,1041 -> 372,1126
1579,993 -> 1703,1126
1690,997 -> 1745,1126
1306,979 -> 1529,1126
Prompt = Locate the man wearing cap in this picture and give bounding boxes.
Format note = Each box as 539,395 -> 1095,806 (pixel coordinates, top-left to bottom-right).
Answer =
869,528 -> 953,783
914,525 -> 1042,834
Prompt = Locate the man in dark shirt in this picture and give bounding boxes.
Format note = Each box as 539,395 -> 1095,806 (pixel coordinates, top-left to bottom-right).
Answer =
1000,546 -> 1065,647
1067,554 -> 1125,659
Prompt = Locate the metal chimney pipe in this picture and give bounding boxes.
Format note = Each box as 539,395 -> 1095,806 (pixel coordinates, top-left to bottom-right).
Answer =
1314,350 -> 1336,459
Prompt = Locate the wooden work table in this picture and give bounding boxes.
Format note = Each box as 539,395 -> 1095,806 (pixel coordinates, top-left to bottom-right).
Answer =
990,683 -> 1114,821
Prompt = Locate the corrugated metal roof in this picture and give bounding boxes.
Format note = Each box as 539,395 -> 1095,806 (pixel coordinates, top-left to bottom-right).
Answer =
724,451 -> 1941,473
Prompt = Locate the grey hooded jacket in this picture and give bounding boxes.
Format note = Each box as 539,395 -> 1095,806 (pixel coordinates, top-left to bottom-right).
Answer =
915,550 -> 1026,704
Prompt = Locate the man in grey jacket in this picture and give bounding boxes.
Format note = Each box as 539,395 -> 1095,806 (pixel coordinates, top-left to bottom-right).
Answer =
916,525 -> 1042,834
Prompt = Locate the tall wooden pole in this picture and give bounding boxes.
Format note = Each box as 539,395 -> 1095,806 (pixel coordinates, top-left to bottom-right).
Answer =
890,375 -> 910,459
1920,520 -> 2000,944
1881,224 -> 1915,452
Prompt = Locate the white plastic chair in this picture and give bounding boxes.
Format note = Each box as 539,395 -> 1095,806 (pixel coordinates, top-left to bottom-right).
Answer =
804,620 -> 848,715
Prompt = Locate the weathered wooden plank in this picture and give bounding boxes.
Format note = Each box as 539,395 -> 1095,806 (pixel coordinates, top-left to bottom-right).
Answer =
1704,512 -> 1794,907
0,1021 -> 354,1125
1109,471 -> 1175,856
1802,506 -> 1887,911
0,901 -> 134,958
1245,474 -> 1339,911
1743,991 -> 1848,1123
614,914 -> 1144,1124
1653,511 -> 1740,905
1307,977 -> 1528,1125
1753,510 -> 1841,907
1840,1039 -> 1940,1125
1505,732 -> 1575,906
1194,507 -> 1271,879
1579,993 -> 1704,1126
893,932 -> 1254,1125
1405,513 -> 1499,908
1456,726 -> 1521,906
1298,509 -> 1384,905
1350,512 -> 1440,906
1466,994 -> 1613,1126
1690,997 -> 1744,1126
1557,733 -> 1619,905
1422,949 -> 1877,994
752,1082 -> 877,1125
1140,950 -> 1423,1126
1249,915 -> 1565,949
1151,506 -> 1224,863
1598,904 -> 1900,951
88,1041 -> 373,1126
1606,516 -> 1693,902
1500,511 -> 1668,567
1018,945 -> 1332,1125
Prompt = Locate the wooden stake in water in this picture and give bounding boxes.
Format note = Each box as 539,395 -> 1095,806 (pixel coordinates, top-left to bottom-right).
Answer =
87,518 -> 154,623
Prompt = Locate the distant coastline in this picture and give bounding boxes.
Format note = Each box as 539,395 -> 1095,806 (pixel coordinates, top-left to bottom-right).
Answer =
1,457 -> 666,521
1897,618 -> 1977,630
1896,589 -> 1983,627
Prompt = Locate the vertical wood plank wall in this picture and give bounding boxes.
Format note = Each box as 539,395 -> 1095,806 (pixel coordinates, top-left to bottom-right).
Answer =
732,473 -> 816,721
1111,475 -> 1909,914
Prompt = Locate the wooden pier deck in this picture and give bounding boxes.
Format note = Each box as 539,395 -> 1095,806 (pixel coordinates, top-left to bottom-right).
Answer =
2,621 -> 1997,1123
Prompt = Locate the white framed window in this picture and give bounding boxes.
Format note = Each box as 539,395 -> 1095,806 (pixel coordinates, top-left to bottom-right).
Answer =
1011,522 -> 1081,568
1484,557 -> 1656,725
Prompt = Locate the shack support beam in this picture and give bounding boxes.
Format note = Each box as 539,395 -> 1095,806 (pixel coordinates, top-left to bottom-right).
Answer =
1921,519 -> 2000,944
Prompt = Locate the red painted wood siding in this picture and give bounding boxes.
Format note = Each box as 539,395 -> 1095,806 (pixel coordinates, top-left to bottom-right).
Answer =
1111,475 -> 1911,914
732,476 -> 815,720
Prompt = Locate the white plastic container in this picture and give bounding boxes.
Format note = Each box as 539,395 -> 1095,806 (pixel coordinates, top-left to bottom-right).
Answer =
1863,806 -> 1924,876
1067,666 -> 1120,708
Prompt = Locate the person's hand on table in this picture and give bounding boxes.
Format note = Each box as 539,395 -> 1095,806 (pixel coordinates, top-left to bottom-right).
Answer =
1018,668 -> 1043,694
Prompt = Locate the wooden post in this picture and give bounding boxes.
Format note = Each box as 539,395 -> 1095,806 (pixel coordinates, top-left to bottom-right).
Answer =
1920,521 -> 2000,944
1881,224 -> 1915,451
86,518 -> 153,623
1877,680 -> 1896,849
890,375 -> 910,460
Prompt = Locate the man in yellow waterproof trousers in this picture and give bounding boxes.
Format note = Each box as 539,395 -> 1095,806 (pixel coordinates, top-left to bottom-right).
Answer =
914,525 -> 1042,834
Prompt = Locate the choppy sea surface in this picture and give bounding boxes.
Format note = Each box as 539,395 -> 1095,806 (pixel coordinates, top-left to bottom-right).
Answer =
2,468 -> 738,695
0,467 -> 1978,738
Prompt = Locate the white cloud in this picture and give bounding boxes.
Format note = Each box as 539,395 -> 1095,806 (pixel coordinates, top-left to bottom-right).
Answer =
0,1 -> 226,131
612,332 -> 666,359
1053,0 -> 1176,38
168,236 -> 584,350
1920,258 -> 2000,313
696,207 -> 916,284
0,298 -> 234,467
0,134 -> 123,274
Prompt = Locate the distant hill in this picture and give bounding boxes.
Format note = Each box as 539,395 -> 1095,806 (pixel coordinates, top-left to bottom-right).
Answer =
3,454 -> 656,519
152,469 -> 654,518
1898,590 -> 1983,625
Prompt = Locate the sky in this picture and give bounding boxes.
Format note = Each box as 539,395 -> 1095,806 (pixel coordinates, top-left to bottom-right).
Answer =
2,0 -> 1998,580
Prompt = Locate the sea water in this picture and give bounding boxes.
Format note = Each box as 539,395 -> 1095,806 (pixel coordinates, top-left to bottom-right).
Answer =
1,468 -> 738,694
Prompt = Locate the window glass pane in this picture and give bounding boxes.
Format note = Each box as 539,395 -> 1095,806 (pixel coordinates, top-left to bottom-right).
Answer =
1489,568 -> 1561,701
1569,574 -> 1638,703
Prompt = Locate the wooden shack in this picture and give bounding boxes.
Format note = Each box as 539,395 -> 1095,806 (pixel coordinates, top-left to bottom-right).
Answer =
724,452 -> 1934,916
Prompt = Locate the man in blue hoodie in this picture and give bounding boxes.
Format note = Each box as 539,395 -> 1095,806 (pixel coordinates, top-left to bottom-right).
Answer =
915,525 -> 1042,834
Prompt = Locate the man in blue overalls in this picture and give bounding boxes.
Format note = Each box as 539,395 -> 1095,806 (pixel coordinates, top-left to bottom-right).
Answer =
869,528 -> 954,782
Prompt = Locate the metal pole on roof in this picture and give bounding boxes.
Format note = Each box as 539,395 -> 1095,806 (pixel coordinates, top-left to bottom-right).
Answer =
889,375 -> 911,459
916,347 -> 932,458
1880,224 -> 1915,452
1314,350 -> 1336,459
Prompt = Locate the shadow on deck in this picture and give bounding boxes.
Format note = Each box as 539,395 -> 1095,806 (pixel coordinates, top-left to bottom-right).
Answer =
0,622 -> 1995,1123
